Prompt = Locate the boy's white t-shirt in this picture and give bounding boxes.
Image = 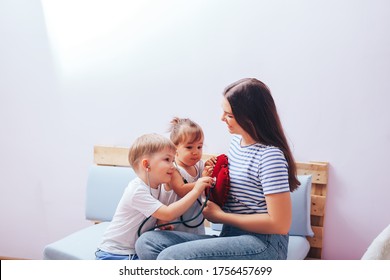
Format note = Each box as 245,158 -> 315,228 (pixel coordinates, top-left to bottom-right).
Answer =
98,177 -> 176,255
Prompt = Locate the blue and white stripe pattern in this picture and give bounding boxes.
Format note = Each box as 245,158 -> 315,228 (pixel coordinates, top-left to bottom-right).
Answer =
223,135 -> 290,214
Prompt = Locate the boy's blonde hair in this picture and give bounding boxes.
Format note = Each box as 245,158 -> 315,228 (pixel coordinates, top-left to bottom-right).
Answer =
128,133 -> 176,172
168,117 -> 204,146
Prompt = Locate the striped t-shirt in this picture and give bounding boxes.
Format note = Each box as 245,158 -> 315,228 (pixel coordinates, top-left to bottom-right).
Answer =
223,135 -> 290,214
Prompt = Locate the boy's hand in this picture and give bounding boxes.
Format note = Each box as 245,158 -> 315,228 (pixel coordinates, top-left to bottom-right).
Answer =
194,176 -> 213,193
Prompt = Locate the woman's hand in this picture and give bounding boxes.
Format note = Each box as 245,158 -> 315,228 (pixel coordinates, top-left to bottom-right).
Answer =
156,220 -> 174,231
202,200 -> 224,223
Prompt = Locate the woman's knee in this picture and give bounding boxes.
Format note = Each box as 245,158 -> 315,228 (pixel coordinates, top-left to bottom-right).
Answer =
136,230 -> 193,259
135,231 -> 164,260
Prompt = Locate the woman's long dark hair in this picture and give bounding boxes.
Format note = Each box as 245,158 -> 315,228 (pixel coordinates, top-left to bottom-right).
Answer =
223,78 -> 300,191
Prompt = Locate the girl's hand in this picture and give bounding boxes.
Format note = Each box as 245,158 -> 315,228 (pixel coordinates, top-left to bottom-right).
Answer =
202,165 -> 213,177
204,156 -> 217,168
202,156 -> 217,177
202,200 -> 223,224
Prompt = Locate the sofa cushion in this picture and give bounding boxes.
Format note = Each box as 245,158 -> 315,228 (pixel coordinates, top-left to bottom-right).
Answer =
289,175 -> 314,237
43,222 -> 109,260
86,165 -> 136,222
286,236 -> 311,260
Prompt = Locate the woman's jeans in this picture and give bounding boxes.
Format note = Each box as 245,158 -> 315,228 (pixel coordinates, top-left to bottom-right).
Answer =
135,225 -> 288,260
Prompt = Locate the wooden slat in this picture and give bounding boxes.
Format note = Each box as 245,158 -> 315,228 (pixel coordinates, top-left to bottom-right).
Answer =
307,226 -> 323,249
296,162 -> 328,184
306,248 -> 322,260
311,183 -> 327,197
310,215 -> 324,228
94,146 -> 130,166
310,195 -> 326,217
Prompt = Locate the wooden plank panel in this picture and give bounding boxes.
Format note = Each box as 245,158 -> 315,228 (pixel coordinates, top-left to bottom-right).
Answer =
310,195 -> 326,217
94,146 -> 130,166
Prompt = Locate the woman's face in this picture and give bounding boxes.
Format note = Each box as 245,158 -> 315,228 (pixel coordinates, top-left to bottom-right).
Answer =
221,97 -> 244,135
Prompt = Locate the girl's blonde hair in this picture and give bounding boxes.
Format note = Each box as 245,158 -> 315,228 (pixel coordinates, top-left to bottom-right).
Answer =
168,117 -> 204,146
128,133 -> 176,171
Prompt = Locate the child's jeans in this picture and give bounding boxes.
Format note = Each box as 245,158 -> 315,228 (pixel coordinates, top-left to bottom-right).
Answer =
95,249 -> 139,260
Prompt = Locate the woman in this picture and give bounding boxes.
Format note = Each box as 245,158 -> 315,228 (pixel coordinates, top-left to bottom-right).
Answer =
135,78 -> 300,260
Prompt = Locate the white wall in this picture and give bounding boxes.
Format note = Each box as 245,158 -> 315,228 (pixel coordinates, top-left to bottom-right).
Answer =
1,0 -> 389,259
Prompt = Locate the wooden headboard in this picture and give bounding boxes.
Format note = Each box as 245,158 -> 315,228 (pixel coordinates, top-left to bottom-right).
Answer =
296,161 -> 329,259
94,145 -> 329,260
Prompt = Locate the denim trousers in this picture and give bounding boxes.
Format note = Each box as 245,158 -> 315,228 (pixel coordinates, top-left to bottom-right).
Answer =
95,249 -> 139,260
135,224 -> 288,260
